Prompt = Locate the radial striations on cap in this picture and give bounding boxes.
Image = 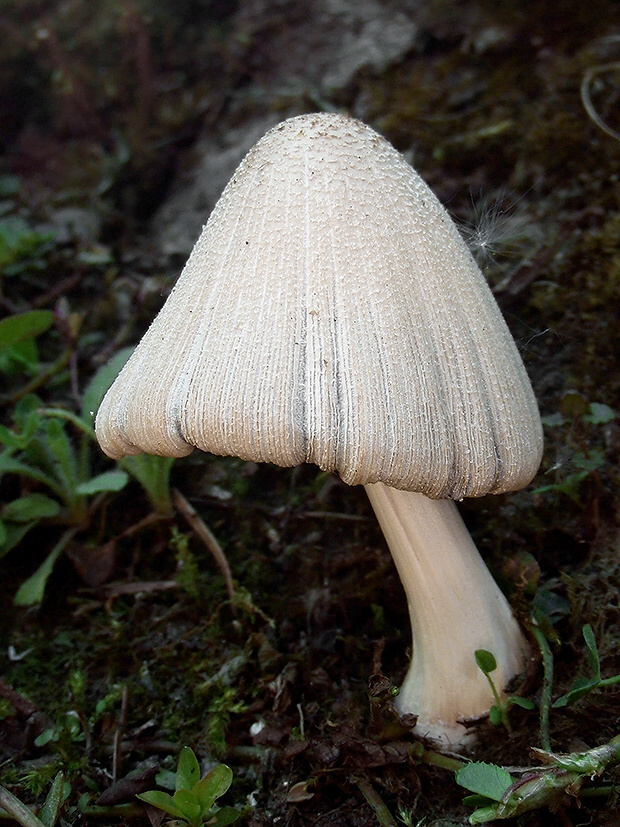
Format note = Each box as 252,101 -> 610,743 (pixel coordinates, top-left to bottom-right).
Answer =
95,113 -> 543,500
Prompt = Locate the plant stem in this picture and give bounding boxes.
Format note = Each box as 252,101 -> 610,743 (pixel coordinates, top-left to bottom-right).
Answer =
0,785 -> 44,827
39,407 -> 96,440
420,749 -> 466,772
530,623 -> 553,751
579,785 -> 618,798
354,778 -> 398,827
481,671 -> 513,734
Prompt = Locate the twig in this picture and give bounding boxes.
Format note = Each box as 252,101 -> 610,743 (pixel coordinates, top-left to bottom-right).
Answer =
172,489 -> 235,602
0,680 -> 38,718
112,685 -> 129,783
96,580 -> 178,598
117,511 -> 171,539
32,273 -> 81,309
300,510 -> 372,522
103,739 -> 178,754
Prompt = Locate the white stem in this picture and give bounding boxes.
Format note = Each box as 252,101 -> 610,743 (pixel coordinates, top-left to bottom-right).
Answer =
364,483 -> 528,750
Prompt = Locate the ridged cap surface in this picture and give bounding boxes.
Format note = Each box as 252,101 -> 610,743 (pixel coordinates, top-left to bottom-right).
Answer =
95,113 -> 542,499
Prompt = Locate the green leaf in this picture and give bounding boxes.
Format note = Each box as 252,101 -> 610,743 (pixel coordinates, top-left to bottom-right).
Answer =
572,449 -> 605,472
0,453 -> 59,494
469,804 -> 502,824
0,782 -> 46,827
583,402 -> 616,424
81,347 -> 134,426
193,764 -> 233,810
120,453 -> 174,514
14,530 -> 75,606
531,588 -> 571,622
39,772 -> 65,827
0,216 -> 54,276
173,788 -> 201,822
177,747 -> 201,791
137,790 -> 183,819
488,706 -> 502,726
42,418 -> 78,488
34,728 -> 59,747
533,738 -> 620,775
0,520 -> 37,558
582,624 -> 601,680
0,337 -> 40,375
14,547 -> 63,606
462,794 -> 494,806
474,649 -> 497,675
0,424 -> 22,449
75,470 -> 128,495
455,763 -> 513,802
0,310 -> 55,350
509,696 -> 536,710
154,769 -> 177,790
0,174 -> 20,197
13,394 -> 44,434
540,412 -> 567,427
2,494 -> 61,522
212,805 -> 243,825
552,675 -> 599,708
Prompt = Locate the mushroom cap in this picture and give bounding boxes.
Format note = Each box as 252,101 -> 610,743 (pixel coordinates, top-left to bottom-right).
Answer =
95,112 -> 543,499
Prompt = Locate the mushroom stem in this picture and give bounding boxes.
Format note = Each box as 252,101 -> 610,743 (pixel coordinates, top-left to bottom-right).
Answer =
364,482 -> 529,750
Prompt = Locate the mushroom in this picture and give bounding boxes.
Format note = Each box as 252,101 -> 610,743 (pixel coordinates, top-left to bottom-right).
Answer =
95,113 -> 543,750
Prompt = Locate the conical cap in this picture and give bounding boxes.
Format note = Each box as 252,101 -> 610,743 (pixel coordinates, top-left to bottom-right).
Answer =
95,113 -> 542,499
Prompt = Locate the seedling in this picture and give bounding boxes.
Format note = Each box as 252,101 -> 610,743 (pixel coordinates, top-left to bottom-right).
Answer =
34,712 -> 85,755
458,626 -> 620,822
474,649 -> 535,733
0,317 -> 131,551
1,329 -> 175,603
137,747 -> 242,826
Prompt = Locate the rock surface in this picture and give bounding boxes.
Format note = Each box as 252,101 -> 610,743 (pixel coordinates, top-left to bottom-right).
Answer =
150,0 -> 422,258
